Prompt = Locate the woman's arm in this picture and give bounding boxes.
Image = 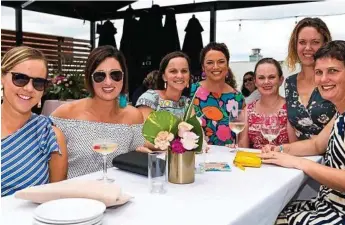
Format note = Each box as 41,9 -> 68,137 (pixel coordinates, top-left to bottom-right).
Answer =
287,120 -> 298,143
49,126 -> 68,182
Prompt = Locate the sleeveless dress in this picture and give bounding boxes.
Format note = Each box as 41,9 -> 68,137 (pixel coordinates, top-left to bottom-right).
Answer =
190,82 -> 246,146
1,114 -> 60,197
50,116 -> 145,179
247,100 -> 289,149
136,89 -> 190,119
276,112 -> 345,225
285,74 -> 336,140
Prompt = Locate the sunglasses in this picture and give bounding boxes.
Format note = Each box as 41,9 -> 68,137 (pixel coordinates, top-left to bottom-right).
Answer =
244,77 -> 254,83
92,70 -> 124,83
11,72 -> 48,91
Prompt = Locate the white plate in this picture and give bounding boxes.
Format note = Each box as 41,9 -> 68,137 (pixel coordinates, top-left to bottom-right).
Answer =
33,215 -> 103,225
34,198 -> 106,224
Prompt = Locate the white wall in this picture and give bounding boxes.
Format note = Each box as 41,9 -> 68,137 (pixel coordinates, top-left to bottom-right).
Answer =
230,61 -> 300,97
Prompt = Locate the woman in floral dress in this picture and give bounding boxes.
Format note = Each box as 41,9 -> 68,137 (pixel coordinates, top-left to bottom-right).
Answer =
285,17 -> 336,140
191,42 -> 245,146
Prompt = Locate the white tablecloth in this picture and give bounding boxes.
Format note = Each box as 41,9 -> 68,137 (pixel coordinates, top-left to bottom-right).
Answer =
1,146 -> 322,225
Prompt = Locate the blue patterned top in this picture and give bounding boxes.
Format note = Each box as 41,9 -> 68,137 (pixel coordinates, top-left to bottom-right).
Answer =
285,74 -> 336,140
136,89 -> 190,119
1,114 -> 60,197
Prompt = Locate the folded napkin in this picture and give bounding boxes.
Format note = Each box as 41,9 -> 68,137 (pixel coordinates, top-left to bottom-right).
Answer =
15,180 -> 132,207
233,151 -> 262,170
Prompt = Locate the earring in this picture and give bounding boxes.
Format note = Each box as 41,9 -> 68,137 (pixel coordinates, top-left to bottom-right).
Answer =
37,99 -> 41,108
164,81 -> 167,89
119,94 -> 127,108
187,84 -> 189,88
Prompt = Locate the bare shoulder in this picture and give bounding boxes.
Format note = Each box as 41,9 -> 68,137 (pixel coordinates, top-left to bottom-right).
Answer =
120,105 -> 144,125
51,99 -> 87,119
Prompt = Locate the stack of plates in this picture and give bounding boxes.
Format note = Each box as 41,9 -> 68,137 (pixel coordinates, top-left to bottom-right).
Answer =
33,198 -> 106,225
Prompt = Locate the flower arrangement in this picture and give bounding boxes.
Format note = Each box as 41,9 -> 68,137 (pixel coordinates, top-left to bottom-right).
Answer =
46,74 -> 89,101
142,94 -> 203,154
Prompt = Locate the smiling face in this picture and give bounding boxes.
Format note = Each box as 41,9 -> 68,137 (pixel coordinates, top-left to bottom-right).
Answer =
1,59 -> 47,114
243,74 -> 255,93
297,27 -> 324,67
203,50 -> 228,82
255,63 -> 283,96
315,57 -> 345,107
163,57 -> 190,92
92,57 -> 123,101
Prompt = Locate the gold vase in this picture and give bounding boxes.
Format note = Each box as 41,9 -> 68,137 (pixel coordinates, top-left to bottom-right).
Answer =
168,150 -> 195,184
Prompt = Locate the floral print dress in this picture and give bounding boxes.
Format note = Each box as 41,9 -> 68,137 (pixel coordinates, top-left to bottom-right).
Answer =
190,82 -> 245,146
285,74 -> 336,140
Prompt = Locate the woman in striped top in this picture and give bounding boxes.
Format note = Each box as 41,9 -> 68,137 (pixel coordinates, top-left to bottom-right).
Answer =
261,41 -> 345,224
1,46 -> 68,197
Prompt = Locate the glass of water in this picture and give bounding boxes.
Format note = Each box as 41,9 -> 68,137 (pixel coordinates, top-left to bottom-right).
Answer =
148,151 -> 167,194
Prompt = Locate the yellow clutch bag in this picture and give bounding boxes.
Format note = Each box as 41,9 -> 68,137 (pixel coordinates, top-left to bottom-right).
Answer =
233,151 -> 262,170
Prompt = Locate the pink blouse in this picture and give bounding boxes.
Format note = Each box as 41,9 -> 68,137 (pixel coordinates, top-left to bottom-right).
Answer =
247,100 -> 289,149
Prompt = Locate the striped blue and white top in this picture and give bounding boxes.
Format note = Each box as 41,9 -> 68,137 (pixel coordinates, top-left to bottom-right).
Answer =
1,114 -> 60,197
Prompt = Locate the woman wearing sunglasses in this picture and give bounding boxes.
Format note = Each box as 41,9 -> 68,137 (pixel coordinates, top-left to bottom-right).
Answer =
50,45 -> 145,178
241,71 -> 261,104
136,51 -> 191,120
1,46 -> 67,197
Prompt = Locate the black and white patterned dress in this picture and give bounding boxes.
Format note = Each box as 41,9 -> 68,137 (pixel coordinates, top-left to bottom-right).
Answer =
276,112 -> 345,225
285,74 -> 336,140
50,116 -> 145,179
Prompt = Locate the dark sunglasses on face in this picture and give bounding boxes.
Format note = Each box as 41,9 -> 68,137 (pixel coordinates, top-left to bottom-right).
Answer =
92,70 -> 124,83
244,77 -> 254,83
11,72 -> 48,91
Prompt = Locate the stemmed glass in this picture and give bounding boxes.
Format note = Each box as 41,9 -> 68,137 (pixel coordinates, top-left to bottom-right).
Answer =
92,140 -> 118,183
261,114 -> 280,145
228,109 -> 246,152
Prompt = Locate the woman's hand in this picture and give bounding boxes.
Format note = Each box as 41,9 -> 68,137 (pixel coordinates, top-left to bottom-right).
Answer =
261,144 -> 280,153
259,151 -> 304,169
136,146 -> 153,153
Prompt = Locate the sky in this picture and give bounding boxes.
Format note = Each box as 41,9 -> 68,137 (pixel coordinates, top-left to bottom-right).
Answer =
1,0 -> 345,62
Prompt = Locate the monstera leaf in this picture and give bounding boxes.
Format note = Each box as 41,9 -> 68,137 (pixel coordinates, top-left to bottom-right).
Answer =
186,115 -> 203,153
142,111 -> 180,144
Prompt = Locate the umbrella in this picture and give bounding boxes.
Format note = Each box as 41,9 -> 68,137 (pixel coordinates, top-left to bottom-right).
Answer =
97,20 -> 117,48
182,15 -> 204,80
163,8 -> 180,55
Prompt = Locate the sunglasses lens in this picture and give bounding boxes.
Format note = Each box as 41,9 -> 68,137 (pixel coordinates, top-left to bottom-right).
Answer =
32,78 -> 47,91
110,70 -> 123,82
93,72 -> 106,83
12,73 -> 30,87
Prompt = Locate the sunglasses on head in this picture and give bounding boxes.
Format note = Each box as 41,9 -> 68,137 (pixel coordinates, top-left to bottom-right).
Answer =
11,72 -> 48,91
92,70 -> 124,83
244,77 -> 254,83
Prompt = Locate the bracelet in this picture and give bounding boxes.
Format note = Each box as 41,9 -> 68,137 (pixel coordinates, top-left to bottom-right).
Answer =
279,145 -> 284,153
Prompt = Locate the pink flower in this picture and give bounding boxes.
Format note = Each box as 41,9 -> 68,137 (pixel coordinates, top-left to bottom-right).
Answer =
226,99 -> 239,117
181,132 -> 199,150
196,87 -> 209,101
216,125 -> 231,142
178,122 -> 194,138
171,139 -> 185,154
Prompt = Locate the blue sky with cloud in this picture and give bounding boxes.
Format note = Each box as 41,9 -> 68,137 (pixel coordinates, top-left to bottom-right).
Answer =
1,0 -> 345,61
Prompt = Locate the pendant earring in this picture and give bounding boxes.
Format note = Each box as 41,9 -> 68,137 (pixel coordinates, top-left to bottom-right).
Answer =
37,99 -> 41,108
187,83 -> 189,88
164,81 -> 167,89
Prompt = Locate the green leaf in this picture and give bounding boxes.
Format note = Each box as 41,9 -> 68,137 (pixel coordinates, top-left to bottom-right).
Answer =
186,115 -> 203,153
142,111 -> 179,144
183,88 -> 198,121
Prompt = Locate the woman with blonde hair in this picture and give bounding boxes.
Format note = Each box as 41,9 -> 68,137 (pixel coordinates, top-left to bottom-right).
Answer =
1,46 -> 67,196
285,17 -> 336,140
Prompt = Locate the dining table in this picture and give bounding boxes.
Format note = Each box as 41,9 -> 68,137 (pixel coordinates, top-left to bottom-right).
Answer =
1,145 -> 322,225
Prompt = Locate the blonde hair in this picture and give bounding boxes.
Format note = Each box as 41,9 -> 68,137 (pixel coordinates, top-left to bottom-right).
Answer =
1,46 -> 48,76
286,17 -> 332,71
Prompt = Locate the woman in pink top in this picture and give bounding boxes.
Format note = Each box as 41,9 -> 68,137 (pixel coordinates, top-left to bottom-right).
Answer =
239,58 -> 297,149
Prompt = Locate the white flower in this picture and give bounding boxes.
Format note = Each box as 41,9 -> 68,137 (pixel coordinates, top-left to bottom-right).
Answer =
69,81 -> 73,85
298,118 -> 313,126
181,132 -> 199,150
178,122 -> 194,137
65,83 -> 69,87
57,80 -> 61,85
63,78 -> 68,82
154,131 -> 174,150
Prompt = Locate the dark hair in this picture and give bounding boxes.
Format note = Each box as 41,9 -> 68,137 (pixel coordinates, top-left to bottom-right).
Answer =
84,45 -> 128,97
287,17 -> 332,71
143,70 -> 159,89
314,40 -> 345,64
254,58 -> 283,78
241,71 -> 255,97
156,51 -> 191,96
199,42 -> 237,88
